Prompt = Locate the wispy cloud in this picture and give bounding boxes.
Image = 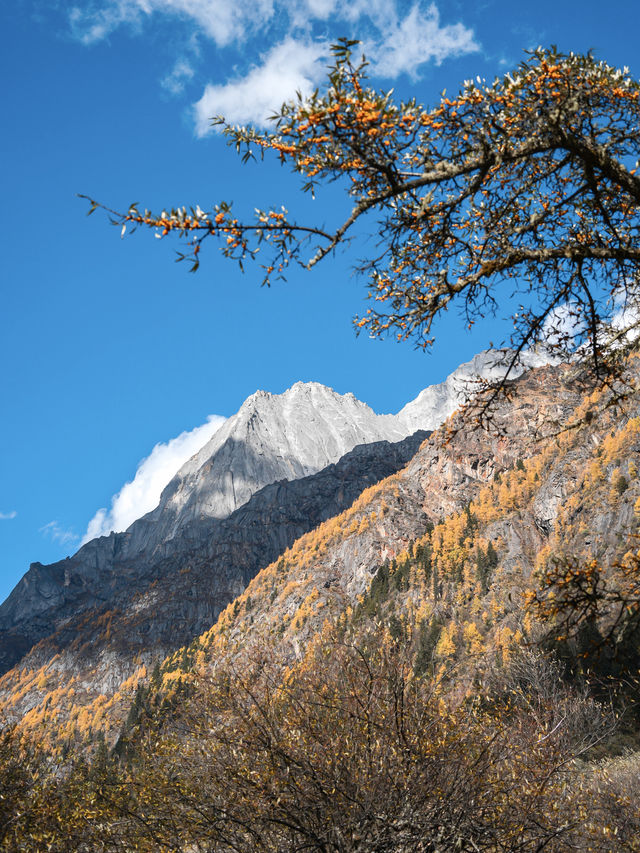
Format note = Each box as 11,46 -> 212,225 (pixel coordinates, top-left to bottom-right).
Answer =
371,3 -> 479,79
82,414 -> 226,543
40,521 -> 79,546
69,0 -> 276,47
194,37 -> 325,134
193,3 -> 478,131
531,293 -> 640,362
162,58 -> 196,95
66,1 -> 479,131
610,290 -> 640,338
533,302 -> 584,358
0,510 -> 17,521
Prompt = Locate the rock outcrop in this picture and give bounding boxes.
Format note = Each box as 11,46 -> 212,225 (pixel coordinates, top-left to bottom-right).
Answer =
1,349 -> 543,674
0,432 -> 428,679
8,355 -> 629,752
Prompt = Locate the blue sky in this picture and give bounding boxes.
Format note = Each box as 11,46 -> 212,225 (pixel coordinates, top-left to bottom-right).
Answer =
1,0 -> 639,602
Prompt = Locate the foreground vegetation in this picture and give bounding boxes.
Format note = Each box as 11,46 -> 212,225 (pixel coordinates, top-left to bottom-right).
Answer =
3,625 -> 640,851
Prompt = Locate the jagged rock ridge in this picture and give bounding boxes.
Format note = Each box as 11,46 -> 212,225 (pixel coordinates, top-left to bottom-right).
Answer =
0,349 -> 542,658
0,347 -> 553,725
0,432 -> 428,680
397,348 -> 550,431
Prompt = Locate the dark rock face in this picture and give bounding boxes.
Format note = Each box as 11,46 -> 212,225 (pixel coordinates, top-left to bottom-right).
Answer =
0,432 -> 428,677
196,363 -> 592,668
0,352 -> 549,682
90,381 -> 412,559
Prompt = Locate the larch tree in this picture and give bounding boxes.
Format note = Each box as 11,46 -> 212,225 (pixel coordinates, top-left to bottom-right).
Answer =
84,42 -> 640,404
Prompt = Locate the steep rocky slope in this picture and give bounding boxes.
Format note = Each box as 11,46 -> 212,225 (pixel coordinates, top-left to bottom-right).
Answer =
3,359 -> 594,747
0,432 -> 427,737
0,349 -> 542,677
133,362 -> 634,705
187,362 -> 586,668
193,363 -> 640,701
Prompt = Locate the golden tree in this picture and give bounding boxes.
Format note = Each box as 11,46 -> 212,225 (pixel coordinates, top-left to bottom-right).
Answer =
86,43 -> 640,390
527,547 -> 640,673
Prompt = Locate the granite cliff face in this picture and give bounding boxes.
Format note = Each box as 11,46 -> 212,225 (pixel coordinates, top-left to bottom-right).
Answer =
1,350 -> 536,675
1,349 -> 566,744
0,432 -> 427,677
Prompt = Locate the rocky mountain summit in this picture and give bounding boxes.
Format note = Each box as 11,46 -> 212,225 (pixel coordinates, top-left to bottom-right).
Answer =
0,348 -> 556,741
0,383 -> 403,668
396,347 -> 550,431
0,349 -> 540,673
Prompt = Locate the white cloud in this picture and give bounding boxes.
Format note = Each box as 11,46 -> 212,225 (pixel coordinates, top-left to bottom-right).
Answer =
193,37 -> 326,134
371,3 -> 479,79
191,3 -> 477,131
297,0 -> 336,18
82,414 -> 226,543
162,58 -> 196,94
599,288 -> 640,349
611,304 -> 640,340
66,1 -> 479,132
40,521 -> 79,546
536,302 -> 584,356
529,292 -> 640,363
0,510 -> 17,520
69,0 -> 275,47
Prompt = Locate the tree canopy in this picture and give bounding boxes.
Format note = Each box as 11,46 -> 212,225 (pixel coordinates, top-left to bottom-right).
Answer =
85,43 -> 640,388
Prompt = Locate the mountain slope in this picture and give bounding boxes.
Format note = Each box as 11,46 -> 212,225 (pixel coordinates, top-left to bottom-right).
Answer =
0,349 -> 542,676
185,362 -> 584,669
0,431 -> 428,742
0,382 -> 407,673
1,357 -> 584,749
